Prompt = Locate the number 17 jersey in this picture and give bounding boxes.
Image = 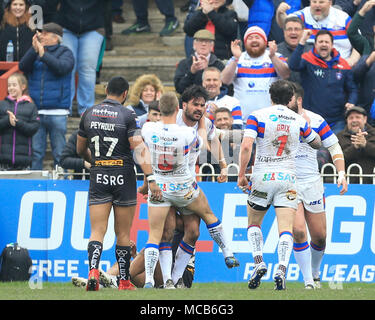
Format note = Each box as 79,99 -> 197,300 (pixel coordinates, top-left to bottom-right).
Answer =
244,104 -> 317,174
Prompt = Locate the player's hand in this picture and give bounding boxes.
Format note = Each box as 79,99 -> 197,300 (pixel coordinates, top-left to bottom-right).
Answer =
129,240 -> 137,258
137,183 -> 148,195
237,175 -> 250,193
301,110 -> 311,126
217,167 -> 228,183
337,177 -> 348,195
148,181 -> 162,201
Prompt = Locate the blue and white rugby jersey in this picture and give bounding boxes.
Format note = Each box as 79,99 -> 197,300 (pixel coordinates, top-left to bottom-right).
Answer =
176,109 -> 215,175
141,121 -> 197,185
232,50 -> 288,123
296,109 -> 338,182
244,104 -> 317,174
292,6 -> 352,59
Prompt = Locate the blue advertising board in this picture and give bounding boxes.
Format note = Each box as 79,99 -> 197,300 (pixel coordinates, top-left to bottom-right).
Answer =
0,180 -> 374,284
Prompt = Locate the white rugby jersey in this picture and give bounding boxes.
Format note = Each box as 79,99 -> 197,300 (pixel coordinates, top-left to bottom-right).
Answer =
206,95 -> 243,129
176,109 -> 215,173
296,110 -> 338,182
141,121 -> 198,185
292,6 -> 352,59
232,50 -> 287,123
244,105 -> 317,174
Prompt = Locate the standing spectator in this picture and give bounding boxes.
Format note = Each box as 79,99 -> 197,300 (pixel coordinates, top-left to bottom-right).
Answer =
337,106 -> 375,184
121,0 -> 179,37
288,29 -> 358,134
0,0 -> 34,61
126,74 -> 164,128
60,129 -> 91,179
276,0 -> 360,65
54,0 -> 105,116
277,15 -> 313,83
202,66 -> 243,129
112,0 -> 125,23
183,0 -> 238,60
174,29 -> 225,95
221,26 -> 290,123
0,73 -> 39,170
19,22 -> 74,170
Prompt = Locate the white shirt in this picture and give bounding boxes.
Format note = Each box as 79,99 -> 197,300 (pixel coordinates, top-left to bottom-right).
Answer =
206,94 -> 243,129
232,50 -> 287,123
292,6 -> 353,59
244,104 -> 317,174
296,110 -> 338,182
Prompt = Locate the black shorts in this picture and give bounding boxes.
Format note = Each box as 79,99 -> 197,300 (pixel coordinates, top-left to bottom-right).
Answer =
89,166 -> 137,207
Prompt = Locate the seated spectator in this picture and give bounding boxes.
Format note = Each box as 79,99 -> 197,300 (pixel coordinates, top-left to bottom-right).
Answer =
288,29 -> 357,134
277,15 -> 313,84
337,106 -> 375,184
0,0 -> 34,61
126,74 -> 164,128
60,128 -> 91,179
183,0 -> 238,60
0,73 -> 39,170
202,66 -> 243,129
174,29 -> 225,95
19,22 -> 75,170
276,0 -> 360,66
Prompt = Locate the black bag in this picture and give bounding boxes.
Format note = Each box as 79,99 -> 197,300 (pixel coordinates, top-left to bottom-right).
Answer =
0,243 -> 32,282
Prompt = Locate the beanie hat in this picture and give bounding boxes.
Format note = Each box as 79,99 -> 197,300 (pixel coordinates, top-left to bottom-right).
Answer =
244,26 -> 267,44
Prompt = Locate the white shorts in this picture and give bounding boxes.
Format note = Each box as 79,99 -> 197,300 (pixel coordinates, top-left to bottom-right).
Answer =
248,171 -> 298,210
148,181 -> 200,211
297,178 -> 325,213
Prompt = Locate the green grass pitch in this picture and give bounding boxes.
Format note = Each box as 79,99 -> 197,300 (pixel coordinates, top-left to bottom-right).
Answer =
1,281 -> 374,300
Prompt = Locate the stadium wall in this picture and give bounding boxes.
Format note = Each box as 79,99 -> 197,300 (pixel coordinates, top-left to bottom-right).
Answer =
1,180 -> 374,284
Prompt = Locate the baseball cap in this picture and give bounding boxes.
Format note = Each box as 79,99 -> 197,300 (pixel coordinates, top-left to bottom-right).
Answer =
193,29 -> 215,41
41,23 -> 63,37
244,26 -> 267,44
345,106 -> 367,118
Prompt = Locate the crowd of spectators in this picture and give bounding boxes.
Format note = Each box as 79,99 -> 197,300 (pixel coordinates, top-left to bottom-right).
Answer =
0,0 -> 373,183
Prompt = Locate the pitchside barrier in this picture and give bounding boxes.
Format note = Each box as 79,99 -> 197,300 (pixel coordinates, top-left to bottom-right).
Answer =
0,164 -> 374,284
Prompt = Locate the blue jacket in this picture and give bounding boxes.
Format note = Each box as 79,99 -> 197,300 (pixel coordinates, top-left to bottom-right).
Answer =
289,44 -> 357,125
19,44 -> 74,110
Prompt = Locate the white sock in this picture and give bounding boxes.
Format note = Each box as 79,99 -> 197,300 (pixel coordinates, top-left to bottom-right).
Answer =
293,241 -> 313,284
247,225 -> 263,264
171,240 -> 194,284
144,243 -> 159,286
207,220 -> 233,258
277,231 -> 293,274
310,241 -> 325,279
159,242 -> 173,284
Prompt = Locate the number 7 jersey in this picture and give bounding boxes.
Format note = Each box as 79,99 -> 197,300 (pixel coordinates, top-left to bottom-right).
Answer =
244,104 -> 318,174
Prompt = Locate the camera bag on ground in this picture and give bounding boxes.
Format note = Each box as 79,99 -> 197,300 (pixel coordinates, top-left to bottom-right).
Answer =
0,243 -> 32,281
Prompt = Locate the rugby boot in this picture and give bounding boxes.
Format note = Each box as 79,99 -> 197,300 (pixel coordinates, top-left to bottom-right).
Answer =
225,256 -> 240,268
274,270 -> 286,290
248,262 -> 267,289
86,268 -> 100,291
118,279 -> 137,291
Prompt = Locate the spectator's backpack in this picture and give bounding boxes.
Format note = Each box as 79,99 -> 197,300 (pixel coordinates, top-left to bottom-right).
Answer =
0,243 -> 32,282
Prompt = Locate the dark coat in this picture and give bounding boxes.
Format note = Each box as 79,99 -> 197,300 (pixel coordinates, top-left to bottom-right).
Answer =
174,53 -> 225,94
19,44 -> 74,110
183,6 -> 238,60
0,23 -> 34,61
0,96 -> 39,168
337,123 -> 375,184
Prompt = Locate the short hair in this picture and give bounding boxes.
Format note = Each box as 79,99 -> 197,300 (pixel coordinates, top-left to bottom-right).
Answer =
202,66 -> 221,81
214,107 -> 232,118
180,85 -> 209,103
315,29 -> 334,43
269,80 -> 294,106
283,16 -> 304,30
289,81 -> 304,99
148,100 -> 160,113
159,92 -> 179,116
106,76 -> 129,96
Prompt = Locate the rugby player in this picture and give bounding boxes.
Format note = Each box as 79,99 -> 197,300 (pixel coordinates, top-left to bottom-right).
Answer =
141,90 -> 239,289
77,76 -> 161,291
237,80 -> 322,290
290,82 -> 348,289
